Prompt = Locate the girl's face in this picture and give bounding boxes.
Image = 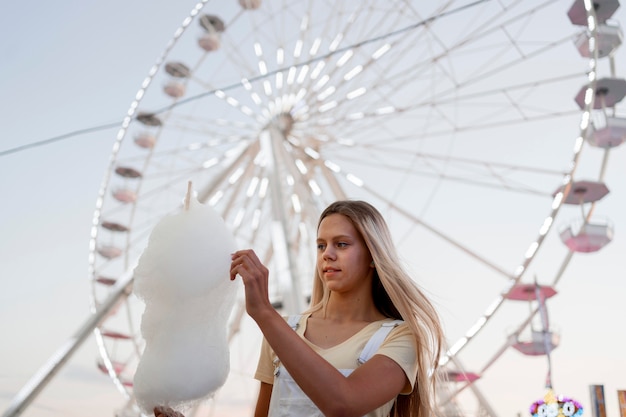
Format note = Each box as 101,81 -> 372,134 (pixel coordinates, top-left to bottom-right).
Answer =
316,213 -> 373,294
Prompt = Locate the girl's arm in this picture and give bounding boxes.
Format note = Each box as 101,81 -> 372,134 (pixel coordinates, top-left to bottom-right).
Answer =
254,382 -> 272,417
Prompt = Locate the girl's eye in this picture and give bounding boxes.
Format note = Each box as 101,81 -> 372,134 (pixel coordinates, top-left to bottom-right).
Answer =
337,242 -> 348,248
316,243 -> 326,251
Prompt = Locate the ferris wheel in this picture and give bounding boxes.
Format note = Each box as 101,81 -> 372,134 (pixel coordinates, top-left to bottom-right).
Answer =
87,0 -> 625,416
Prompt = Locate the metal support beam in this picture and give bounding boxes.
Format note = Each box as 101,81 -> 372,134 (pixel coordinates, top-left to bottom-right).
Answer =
2,271 -> 134,417
260,127 -> 305,314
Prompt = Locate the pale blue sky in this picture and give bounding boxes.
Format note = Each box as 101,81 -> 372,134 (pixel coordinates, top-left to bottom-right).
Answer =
1,1 -> 625,417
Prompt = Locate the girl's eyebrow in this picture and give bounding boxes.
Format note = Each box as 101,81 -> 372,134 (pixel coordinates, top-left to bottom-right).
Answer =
317,234 -> 352,242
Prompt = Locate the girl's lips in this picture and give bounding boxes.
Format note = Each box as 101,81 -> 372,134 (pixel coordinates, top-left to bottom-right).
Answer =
323,268 -> 341,278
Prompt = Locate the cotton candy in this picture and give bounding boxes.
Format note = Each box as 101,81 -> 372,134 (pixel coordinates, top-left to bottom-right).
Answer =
132,187 -> 237,414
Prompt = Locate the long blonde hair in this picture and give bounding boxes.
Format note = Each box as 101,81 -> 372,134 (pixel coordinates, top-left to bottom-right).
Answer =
307,200 -> 444,417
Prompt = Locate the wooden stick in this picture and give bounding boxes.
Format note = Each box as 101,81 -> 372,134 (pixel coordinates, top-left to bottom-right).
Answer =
184,180 -> 192,210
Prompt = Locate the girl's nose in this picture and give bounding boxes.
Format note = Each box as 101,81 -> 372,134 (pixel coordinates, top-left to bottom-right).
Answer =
322,246 -> 335,260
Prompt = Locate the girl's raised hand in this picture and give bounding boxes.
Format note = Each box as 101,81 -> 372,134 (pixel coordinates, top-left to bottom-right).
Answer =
230,249 -> 273,320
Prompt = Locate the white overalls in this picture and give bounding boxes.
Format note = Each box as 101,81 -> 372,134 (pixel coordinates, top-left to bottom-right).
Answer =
267,315 -> 403,417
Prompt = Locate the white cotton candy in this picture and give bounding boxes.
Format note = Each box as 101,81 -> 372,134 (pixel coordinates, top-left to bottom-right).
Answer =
132,193 -> 237,414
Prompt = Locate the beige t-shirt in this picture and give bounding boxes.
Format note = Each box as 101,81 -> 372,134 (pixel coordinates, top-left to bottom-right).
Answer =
254,313 -> 418,417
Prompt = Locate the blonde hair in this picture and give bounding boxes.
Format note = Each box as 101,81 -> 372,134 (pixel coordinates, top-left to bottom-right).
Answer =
307,200 -> 444,417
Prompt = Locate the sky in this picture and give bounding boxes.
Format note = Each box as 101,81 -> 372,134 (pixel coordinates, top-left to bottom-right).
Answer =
1,1 -> 625,417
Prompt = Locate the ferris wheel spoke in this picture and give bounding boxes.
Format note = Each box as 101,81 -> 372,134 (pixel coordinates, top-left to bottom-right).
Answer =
360,182 -> 516,281
312,141 -> 565,197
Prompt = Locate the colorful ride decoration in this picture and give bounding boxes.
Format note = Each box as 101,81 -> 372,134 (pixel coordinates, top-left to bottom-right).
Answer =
530,390 -> 584,417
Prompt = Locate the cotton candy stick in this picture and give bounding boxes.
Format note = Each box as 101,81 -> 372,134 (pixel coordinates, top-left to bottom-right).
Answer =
132,182 -> 237,414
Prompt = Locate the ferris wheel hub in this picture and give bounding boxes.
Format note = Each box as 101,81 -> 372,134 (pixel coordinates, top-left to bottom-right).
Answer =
271,112 -> 295,137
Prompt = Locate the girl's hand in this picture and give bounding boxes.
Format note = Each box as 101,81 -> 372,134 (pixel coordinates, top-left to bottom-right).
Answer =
230,249 -> 273,320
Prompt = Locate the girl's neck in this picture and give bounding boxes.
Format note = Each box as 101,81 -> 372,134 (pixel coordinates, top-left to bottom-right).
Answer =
322,292 -> 384,323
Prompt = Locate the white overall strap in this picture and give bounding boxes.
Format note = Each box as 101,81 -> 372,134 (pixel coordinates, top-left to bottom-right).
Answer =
357,320 -> 404,365
273,315 -> 302,376
287,314 -> 302,330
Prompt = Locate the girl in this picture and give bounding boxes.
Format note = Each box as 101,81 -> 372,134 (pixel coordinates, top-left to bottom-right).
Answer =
230,200 -> 444,417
